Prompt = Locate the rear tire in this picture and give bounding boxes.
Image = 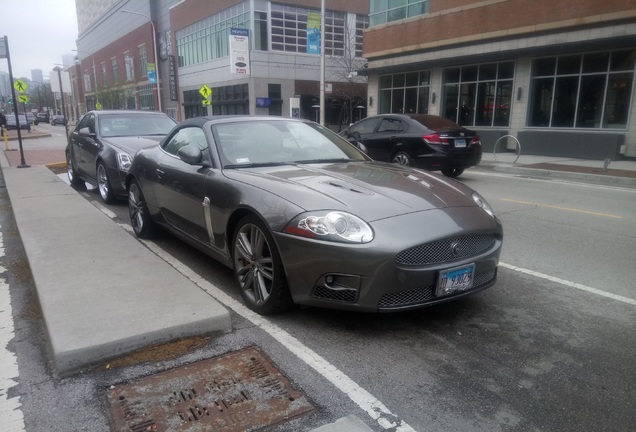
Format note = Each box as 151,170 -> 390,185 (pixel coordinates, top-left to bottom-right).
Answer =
392,151 -> 412,166
441,167 -> 465,178
128,180 -> 157,239
232,215 -> 292,314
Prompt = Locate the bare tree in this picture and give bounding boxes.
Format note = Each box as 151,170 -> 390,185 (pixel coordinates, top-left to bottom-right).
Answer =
327,15 -> 368,126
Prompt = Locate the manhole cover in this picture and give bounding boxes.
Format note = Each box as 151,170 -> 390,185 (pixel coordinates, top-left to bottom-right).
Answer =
105,346 -> 314,431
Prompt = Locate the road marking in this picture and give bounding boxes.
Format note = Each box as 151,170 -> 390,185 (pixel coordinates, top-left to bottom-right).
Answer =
0,229 -> 27,432
134,235 -> 416,432
500,262 -> 636,306
501,198 -> 622,219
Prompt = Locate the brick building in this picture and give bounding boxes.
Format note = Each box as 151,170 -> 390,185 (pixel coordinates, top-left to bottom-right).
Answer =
360,0 -> 636,159
75,0 -> 369,126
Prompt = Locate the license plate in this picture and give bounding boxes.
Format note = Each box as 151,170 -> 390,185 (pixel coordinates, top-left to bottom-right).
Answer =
454,139 -> 466,148
436,263 -> 475,296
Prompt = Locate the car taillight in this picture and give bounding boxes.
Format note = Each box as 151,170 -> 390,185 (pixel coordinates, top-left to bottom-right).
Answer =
471,135 -> 481,145
422,134 -> 449,145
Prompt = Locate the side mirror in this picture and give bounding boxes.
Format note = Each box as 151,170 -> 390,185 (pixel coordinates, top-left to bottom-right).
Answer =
178,144 -> 203,165
78,127 -> 94,137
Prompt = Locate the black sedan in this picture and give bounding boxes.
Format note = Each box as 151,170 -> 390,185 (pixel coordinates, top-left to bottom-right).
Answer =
126,116 -> 502,315
34,112 -> 49,124
6,114 -> 31,131
66,110 -> 177,203
340,114 -> 482,178
50,115 -> 67,126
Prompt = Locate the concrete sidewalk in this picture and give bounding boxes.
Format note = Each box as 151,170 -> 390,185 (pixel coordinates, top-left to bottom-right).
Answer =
0,151 -> 232,377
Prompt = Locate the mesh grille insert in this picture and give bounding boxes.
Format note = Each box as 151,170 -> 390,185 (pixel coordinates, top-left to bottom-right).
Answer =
378,268 -> 496,308
395,234 -> 496,266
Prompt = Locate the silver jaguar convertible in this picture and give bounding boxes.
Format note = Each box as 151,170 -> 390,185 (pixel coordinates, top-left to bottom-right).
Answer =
126,116 -> 502,315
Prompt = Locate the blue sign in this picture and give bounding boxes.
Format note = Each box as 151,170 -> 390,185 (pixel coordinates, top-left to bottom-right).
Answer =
231,28 -> 249,37
147,70 -> 156,84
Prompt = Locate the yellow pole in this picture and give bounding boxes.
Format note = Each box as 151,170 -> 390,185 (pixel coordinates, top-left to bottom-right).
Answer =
2,126 -> 8,151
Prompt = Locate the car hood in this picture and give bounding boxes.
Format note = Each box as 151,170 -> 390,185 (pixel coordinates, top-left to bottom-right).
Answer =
103,136 -> 163,155
223,161 -> 478,221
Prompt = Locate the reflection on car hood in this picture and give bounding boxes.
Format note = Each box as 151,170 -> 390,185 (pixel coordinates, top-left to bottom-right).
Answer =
223,161 -> 476,221
103,136 -> 163,155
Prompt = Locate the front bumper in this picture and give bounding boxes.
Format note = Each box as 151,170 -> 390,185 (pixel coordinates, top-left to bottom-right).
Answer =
273,206 -> 502,313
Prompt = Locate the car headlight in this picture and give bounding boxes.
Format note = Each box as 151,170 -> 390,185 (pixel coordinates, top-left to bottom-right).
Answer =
116,153 -> 133,172
472,192 -> 496,219
283,211 -> 374,243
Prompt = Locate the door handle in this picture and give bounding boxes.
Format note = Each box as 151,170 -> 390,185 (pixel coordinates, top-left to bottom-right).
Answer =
155,169 -> 164,179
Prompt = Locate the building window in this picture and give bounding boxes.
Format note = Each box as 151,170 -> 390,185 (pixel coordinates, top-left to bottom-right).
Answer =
124,51 -> 135,81
175,1 -> 250,67
379,71 -> 430,115
83,70 -> 92,92
370,0 -> 429,27
111,57 -> 118,83
101,62 -> 107,85
442,62 -> 514,127
211,84 -> 249,115
138,84 -> 154,110
270,4 -> 366,57
529,50 -> 635,129
183,90 -> 208,119
139,44 -> 147,77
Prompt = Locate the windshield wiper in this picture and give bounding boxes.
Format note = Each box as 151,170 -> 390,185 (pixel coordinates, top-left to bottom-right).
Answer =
223,162 -> 292,169
294,158 -> 355,164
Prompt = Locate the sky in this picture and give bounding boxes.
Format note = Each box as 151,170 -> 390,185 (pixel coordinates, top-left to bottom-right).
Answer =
1,0 -> 79,80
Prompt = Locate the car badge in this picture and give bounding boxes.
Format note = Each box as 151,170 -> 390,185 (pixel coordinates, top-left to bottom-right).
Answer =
460,132 -> 465,137
450,241 -> 461,257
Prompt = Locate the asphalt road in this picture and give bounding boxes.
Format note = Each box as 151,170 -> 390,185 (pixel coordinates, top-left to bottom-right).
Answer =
3,127 -> 635,431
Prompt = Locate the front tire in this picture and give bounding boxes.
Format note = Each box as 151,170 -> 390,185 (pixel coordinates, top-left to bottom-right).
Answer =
441,167 -> 465,178
67,151 -> 83,186
128,180 -> 157,239
232,215 -> 292,314
97,162 -> 116,204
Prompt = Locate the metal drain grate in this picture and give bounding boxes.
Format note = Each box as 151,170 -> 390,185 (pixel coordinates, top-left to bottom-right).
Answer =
105,346 -> 314,431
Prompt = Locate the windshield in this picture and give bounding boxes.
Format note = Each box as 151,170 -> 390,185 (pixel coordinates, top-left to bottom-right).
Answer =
99,114 -> 177,137
212,120 -> 369,168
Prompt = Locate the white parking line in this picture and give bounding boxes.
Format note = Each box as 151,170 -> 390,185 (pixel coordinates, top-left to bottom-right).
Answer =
500,262 -> 636,306
137,236 -> 417,432
0,229 -> 27,432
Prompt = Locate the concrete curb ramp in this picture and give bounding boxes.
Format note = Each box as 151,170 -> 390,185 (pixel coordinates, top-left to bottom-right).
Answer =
2,163 -> 231,376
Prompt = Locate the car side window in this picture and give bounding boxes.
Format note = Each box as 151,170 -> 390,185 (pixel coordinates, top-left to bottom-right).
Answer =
378,118 -> 404,133
163,127 -> 211,163
351,117 -> 380,135
77,113 -> 95,133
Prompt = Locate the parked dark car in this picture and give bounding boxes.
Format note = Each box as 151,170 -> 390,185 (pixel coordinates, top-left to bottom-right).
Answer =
34,112 -> 49,124
50,115 -> 67,126
6,114 -> 30,131
66,110 -> 177,203
340,114 -> 482,178
126,116 -> 502,315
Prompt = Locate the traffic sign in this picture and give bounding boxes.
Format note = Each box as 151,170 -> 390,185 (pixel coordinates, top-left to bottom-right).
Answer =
202,99 -> 211,106
199,85 -> 212,99
96,102 -> 102,110
14,79 -> 27,93
18,95 -> 28,103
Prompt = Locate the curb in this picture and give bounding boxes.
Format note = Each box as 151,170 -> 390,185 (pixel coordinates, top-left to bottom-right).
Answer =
475,161 -> 636,188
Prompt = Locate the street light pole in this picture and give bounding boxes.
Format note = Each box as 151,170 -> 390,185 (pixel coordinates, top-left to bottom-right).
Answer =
73,49 -> 99,110
120,9 -> 162,112
54,67 -> 70,142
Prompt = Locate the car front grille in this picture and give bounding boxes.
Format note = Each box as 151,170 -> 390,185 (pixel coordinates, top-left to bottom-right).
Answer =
395,234 -> 496,266
378,268 -> 496,309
